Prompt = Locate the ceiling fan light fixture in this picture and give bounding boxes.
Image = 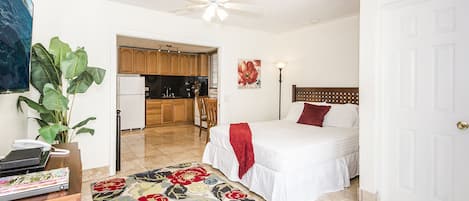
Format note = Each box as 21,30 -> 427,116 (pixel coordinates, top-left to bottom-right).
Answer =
203,3 -> 217,21
217,7 -> 228,21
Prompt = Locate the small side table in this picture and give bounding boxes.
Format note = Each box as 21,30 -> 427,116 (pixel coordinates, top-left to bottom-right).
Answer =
20,143 -> 82,201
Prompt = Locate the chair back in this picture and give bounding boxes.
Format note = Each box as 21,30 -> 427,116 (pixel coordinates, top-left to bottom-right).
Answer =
204,98 -> 218,128
196,96 -> 205,116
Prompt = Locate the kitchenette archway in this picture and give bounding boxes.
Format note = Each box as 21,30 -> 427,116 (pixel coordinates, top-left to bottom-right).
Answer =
115,35 -> 219,175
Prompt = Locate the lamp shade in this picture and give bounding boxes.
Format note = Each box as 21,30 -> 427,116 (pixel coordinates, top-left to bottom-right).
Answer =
275,61 -> 287,69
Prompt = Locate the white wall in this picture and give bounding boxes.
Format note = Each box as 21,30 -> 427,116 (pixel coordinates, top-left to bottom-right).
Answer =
30,0 -> 278,170
274,16 -> 360,118
0,94 -> 28,157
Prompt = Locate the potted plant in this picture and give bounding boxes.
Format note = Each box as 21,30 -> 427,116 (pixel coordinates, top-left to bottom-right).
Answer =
17,37 -> 106,144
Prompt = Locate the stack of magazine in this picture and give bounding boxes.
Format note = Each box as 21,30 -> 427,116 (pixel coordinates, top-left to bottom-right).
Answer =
0,168 -> 69,200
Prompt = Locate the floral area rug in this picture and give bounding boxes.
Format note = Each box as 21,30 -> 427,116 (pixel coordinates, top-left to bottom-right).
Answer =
91,162 -> 259,201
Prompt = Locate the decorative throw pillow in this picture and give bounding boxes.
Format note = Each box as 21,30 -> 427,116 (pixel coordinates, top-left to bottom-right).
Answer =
322,103 -> 359,128
296,103 -> 331,127
284,101 -> 327,121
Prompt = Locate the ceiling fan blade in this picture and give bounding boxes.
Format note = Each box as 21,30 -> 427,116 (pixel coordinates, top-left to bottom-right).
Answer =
224,7 -> 262,18
221,2 -> 262,17
170,4 -> 208,15
185,0 -> 210,3
222,2 -> 258,12
219,0 -> 251,3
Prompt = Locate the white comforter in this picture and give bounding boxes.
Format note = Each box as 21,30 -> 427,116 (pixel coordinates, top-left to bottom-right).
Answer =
203,120 -> 359,201
210,120 -> 358,171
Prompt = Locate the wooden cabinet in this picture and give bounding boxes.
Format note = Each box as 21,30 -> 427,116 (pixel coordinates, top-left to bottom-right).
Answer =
185,99 -> 194,122
178,55 -> 189,76
158,52 -> 172,75
133,49 -> 147,74
162,102 -> 173,124
146,51 -> 159,75
170,54 -> 179,75
145,99 -> 195,127
173,100 -> 186,123
189,55 -> 198,76
118,48 -> 133,73
146,100 -> 162,126
119,47 -> 210,76
177,55 -> 198,76
199,54 -> 209,76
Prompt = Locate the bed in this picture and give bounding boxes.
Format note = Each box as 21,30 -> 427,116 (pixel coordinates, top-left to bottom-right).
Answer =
202,86 -> 359,201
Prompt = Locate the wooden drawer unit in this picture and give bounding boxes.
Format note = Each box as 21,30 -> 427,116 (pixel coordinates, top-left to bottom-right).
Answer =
146,100 -> 162,126
145,99 -> 196,127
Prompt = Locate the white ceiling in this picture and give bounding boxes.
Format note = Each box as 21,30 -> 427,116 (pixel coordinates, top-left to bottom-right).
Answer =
109,0 -> 360,33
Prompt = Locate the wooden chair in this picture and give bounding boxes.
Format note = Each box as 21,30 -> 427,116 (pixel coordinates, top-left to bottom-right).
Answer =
195,96 -> 208,137
204,98 -> 218,143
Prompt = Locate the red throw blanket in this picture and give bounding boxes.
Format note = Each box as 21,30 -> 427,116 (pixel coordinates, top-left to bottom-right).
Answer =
229,123 -> 255,179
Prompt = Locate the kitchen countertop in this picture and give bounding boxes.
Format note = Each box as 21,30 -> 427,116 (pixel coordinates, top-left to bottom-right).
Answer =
146,97 -> 194,100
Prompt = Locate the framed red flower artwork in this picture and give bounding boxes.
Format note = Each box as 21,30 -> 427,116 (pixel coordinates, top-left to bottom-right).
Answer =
238,59 -> 261,89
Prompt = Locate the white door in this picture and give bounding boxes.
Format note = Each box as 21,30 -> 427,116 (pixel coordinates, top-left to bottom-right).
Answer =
379,0 -> 469,201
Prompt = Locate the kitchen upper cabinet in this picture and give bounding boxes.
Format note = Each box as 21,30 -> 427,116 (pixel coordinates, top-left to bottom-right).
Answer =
158,52 -> 172,75
199,54 -> 209,76
133,49 -> 147,74
178,55 -> 189,76
170,54 -> 180,75
118,48 -> 133,74
189,55 -> 198,76
146,51 -> 159,75
119,47 -> 211,76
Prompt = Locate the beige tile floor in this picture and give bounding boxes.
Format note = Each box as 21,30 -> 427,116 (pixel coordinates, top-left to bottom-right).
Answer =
81,124 -> 358,201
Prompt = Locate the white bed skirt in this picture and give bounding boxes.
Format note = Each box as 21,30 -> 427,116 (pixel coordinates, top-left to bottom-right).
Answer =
202,142 -> 359,201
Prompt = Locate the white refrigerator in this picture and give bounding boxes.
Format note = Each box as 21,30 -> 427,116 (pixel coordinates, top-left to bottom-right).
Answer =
118,76 -> 145,130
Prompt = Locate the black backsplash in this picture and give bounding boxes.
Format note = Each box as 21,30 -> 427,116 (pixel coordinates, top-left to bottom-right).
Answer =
145,75 -> 208,98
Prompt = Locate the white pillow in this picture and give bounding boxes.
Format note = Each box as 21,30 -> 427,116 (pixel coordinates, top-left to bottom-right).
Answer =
284,102 -> 359,128
322,103 -> 359,128
284,102 -> 326,122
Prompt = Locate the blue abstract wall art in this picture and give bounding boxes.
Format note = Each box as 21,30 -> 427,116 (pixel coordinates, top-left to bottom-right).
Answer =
0,0 -> 33,93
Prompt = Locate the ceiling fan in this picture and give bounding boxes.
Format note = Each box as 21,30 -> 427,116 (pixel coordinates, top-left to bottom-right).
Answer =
171,0 -> 259,22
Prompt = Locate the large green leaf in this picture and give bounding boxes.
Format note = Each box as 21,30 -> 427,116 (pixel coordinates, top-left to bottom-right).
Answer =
72,117 -> 96,129
67,71 -> 93,94
31,118 -> 49,127
30,43 -> 61,92
49,37 -> 71,67
39,124 -> 68,144
42,84 -> 69,111
40,113 -> 57,123
76,127 -> 94,135
17,96 -> 50,113
60,49 -> 87,79
86,67 -> 106,84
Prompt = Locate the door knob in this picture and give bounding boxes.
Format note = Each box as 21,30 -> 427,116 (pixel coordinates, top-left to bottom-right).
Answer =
457,121 -> 469,130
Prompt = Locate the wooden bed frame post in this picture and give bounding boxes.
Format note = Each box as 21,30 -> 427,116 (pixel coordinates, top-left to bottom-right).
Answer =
292,85 -> 297,102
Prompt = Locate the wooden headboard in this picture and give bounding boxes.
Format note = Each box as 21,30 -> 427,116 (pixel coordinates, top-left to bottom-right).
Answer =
292,85 -> 359,104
